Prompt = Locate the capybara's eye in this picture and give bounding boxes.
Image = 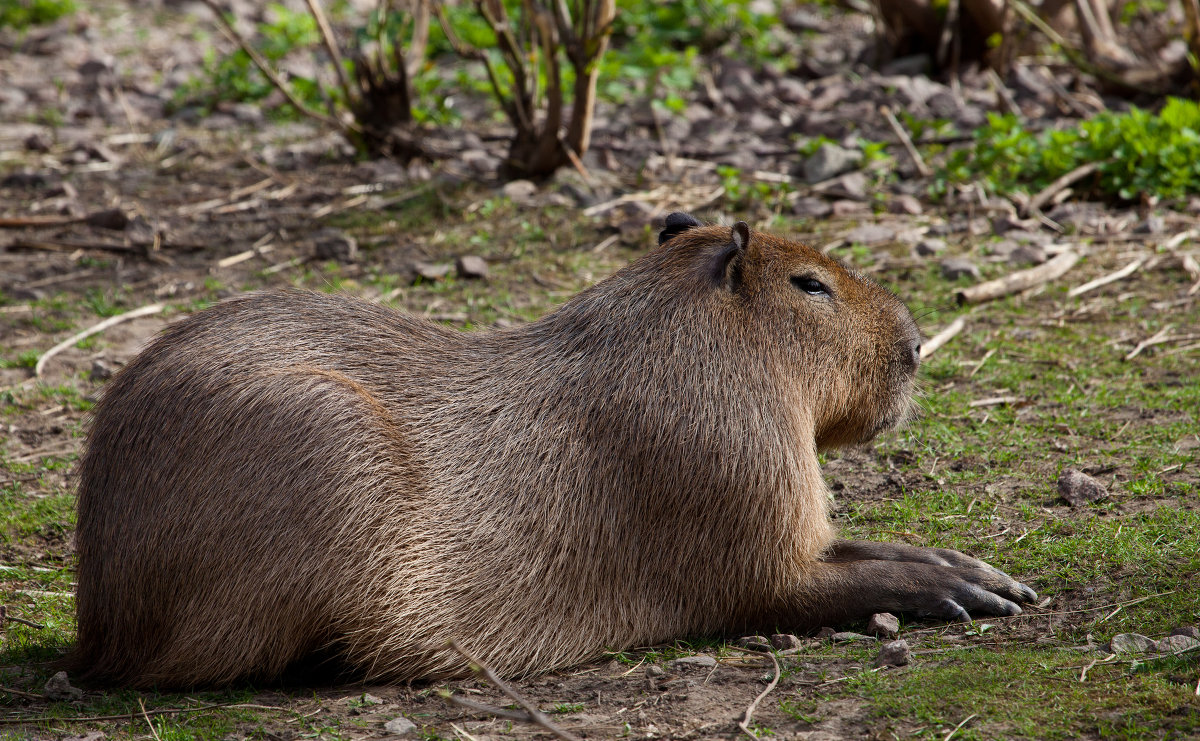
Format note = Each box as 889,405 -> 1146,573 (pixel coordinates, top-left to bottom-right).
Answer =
791,276 -> 830,296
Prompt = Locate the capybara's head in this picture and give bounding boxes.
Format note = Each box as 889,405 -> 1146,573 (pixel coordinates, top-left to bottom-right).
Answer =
654,212 -> 922,449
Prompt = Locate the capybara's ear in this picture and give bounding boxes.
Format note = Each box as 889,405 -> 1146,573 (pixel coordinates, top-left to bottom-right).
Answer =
712,221 -> 751,292
658,212 -> 703,245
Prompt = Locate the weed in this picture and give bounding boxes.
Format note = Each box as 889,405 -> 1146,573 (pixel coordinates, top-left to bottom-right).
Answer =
0,0 -> 75,30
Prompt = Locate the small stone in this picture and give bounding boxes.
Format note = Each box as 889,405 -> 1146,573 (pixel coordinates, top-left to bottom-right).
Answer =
804,142 -> 861,184
831,200 -> 867,217
888,194 -> 923,215
1168,626 -> 1200,639
792,196 -> 832,218
360,693 -> 384,705
84,208 -> 130,231
874,639 -> 912,667
1134,214 -> 1166,234
836,171 -> 868,200
313,231 -> 358,263
1008,244 -> 1047,266
940,257 -> 982,281
733,635 -> 773,652
383,716 -> 417,736
1156,634 -> 1200,654
1109,633 -> 1155,654
23,133 -> 51,152
815,627 -> 837,640
915,238 -> 947,256
669,655 -> 717,669
90,358 -> 118,382
867,612 -> 900,639
1057,468 -> 1108,507
44,671 -> 83,701
845,224 -> 895,245
769,633 -> 803,650
455,255 -> 488,280
413,262 -> 453,282
501,179 -> 538,205
830,631 -> 877,643
645,664 -> 666,677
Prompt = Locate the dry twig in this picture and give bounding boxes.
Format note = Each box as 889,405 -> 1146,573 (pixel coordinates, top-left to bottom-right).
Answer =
880,105 -> 932,177
445,638 -> 582,741
1067,257 -> 1144,297
737,649 -> 781,739
139,698 -> 163,741
35,303 -> 165,377
921,316 -> 966,359
1025,162 -> 1100,217
957,250 -> 1080,304
1124,325 -> 1174,361
0,605 -> 45,630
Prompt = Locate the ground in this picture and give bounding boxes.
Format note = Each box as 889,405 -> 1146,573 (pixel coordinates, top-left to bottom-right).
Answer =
1,1 -> 1198,740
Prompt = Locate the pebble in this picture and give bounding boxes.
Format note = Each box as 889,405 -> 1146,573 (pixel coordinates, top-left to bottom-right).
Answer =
867,612 -> 900,639
1109,633 -> 1155,654
313,231 -> 358,263
413,262 -> 453,281
383,717 -> 417,736
804,142 -> 860,184
915,237 -> 947,256
733,635 -> 773,652
845,224 -> 896,245
940,257 -> 982,281
1008,244 -> 1047,266
888,194 -> 923,215
669,655 -> 717,669
1168,626 -> 1200,639
770,633 -> 803,650
1156,634 -> 1200,654
455,255 -> 488,280
830,631 -> 876,644
1057,468 -> 1108,507
44,671 -> 83,701
874,639 -> 912,667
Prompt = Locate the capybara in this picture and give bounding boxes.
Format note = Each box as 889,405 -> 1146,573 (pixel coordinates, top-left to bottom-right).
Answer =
71,214 -> 1036,687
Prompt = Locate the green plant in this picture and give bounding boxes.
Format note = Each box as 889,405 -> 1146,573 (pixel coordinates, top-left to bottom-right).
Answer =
0,0 -> 75,29
942,98 -> 1200,202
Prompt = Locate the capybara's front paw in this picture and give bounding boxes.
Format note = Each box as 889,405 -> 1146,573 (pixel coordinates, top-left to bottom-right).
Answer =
906,562 -> 1038,621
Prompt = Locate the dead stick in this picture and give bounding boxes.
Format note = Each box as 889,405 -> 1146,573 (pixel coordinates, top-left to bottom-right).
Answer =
921,316 -> 966,359
1025,162 -> 1100,216
0,685 -> 43,701
0,215 -> 87,228
446,639 -> 582,741
737,649 -> 781,738
197,0 -> 347,131
1067,257 -> 1144,297
442,693 -> 536,722
35,303 -> 164,377
1124,325 -> 1173,361
957,250 -> 1080,305
0,606 -> 45,629
880,105 -> 932,177
139,698 -> 163,741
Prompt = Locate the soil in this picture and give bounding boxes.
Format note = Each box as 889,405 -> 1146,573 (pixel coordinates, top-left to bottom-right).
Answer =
1,1 -> 1198,739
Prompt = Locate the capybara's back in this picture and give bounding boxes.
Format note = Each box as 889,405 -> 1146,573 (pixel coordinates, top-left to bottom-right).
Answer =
72,216 -> 1035,688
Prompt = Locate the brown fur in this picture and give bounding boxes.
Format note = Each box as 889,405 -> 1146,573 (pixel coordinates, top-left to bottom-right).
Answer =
70,218 -> 1035,688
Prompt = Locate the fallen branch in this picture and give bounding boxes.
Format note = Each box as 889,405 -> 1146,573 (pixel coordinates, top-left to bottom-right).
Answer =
880,105 -> 932,178
0,605 -> 45,630
445,638 -> 581,741
737,649 -> 781,739
1124,325 -> 1174,361
1025,162 -> 1101,217
921,316 -> 966,359
35,303 -> 165,377
957,250 -> 1080,304
1067,257 -> 1145,297
139,698 -> 163,741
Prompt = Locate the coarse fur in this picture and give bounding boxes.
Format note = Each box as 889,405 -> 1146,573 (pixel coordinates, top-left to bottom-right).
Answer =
71,218 -> 1035,688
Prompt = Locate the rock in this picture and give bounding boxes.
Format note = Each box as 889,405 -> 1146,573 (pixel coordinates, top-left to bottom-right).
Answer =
313,231 -> 358,263
845,224 -> 895,245
1168,626 -> 1200,639
830,631 -> 876,644
770,633 -> 803,650
84,208 -> 130,231
44,671 -> 83,701
733,635 -> 773,652
383,716 -> 417,736
501,179 -> 538,205
915,238 -> 947,256
1156,634 -> 1200,654
1109,633 -> 1155,654
836,171 -> 868,200
24,133 -> 51,152
413,262 -> 453,282
888,194 -> 923,215
1008,244 -> 1047,266
360,693 -> 384,705
645,664 -> 666,677
1057,468 -> 1108,507
804,142 -> 860,184
815,627 -> 837,640
940,257 -> 981,281
866,612 -> 900,639
669,655 -> 717,669
874,639 -> 912,667
792,197 -> 832,218
90,358 -> 118,382
1134,214 -> 1166,234
831,200 -> 867,217
455,255 -> 488,280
